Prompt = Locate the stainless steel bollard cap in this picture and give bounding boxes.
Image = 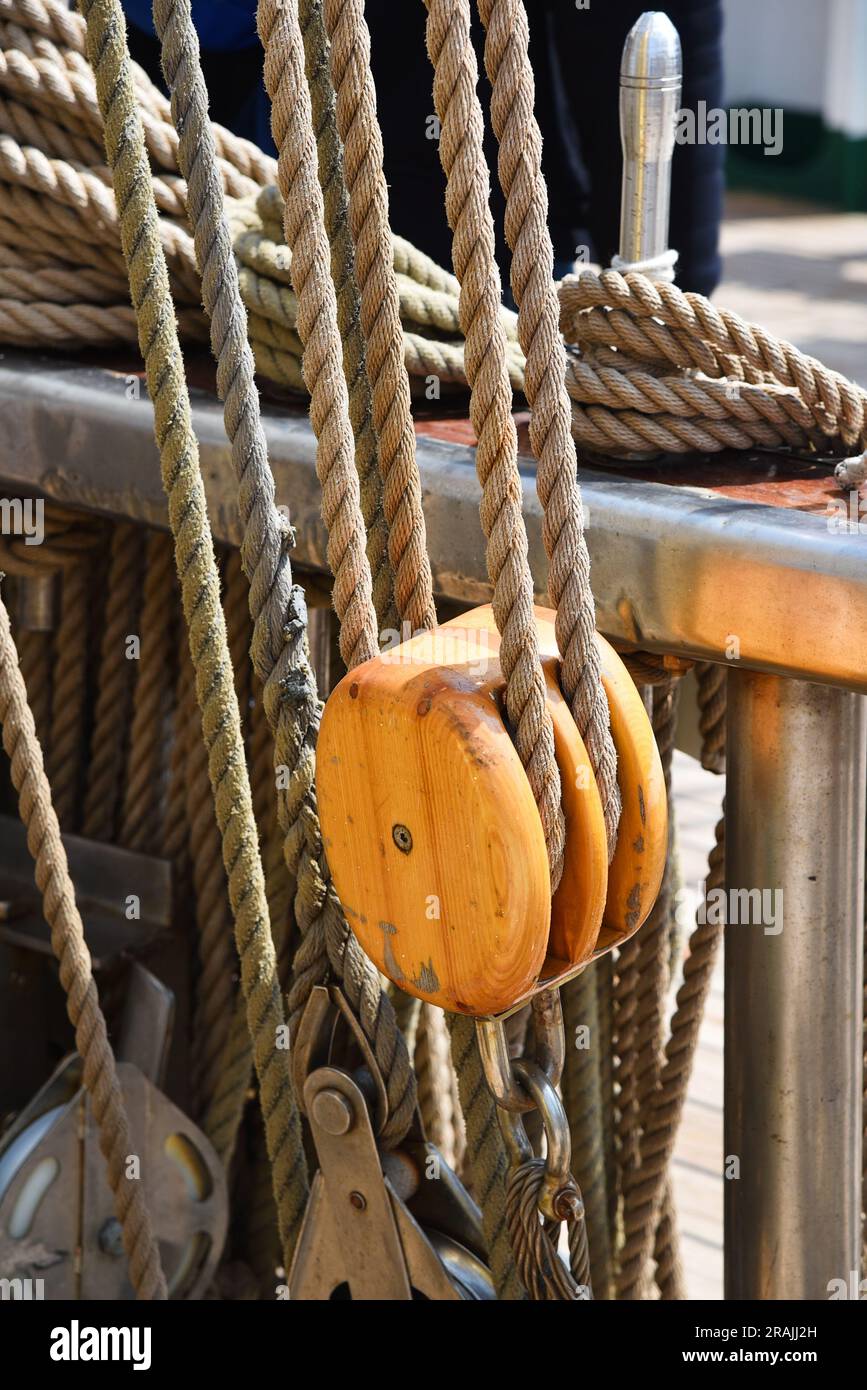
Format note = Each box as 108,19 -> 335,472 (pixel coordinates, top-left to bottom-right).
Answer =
620,10 -> 682,90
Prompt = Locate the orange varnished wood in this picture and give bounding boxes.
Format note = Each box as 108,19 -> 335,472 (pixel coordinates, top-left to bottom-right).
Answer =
595,632 -> 668,948
316,605 -> 666,1016
527,610 -> 666,945
441,607 -> 608,968
316,624 -> 552,1016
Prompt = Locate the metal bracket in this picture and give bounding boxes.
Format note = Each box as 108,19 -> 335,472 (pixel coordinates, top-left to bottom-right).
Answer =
289,1064 -> 493,1300
291,983 -> 387,1136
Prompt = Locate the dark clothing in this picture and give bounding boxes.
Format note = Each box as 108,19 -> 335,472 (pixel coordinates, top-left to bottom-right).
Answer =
366,0 -> 724,296
124,0 -> 724,296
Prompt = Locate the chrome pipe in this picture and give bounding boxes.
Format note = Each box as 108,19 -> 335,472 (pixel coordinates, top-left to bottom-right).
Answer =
724,670 -> 865,1299
618,11 -> 682,264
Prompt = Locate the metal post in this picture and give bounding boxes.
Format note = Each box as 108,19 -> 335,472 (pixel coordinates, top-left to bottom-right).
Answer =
725,670 -> 865,1299
618,12 -> 681,266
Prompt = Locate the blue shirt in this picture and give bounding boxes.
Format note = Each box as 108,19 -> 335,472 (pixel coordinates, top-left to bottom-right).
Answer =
124,0 -> 259,51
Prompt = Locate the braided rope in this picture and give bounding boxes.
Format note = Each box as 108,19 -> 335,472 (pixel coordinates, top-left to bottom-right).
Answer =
77,0 -> 308,1269
0,586 -> 167,1298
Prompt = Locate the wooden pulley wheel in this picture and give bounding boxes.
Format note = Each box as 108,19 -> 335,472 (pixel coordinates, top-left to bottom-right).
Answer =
317,605 -> 666,1017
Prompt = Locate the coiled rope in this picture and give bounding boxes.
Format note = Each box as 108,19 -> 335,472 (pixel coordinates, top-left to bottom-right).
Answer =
4,0 -> 866,490
560,269 -> 867,461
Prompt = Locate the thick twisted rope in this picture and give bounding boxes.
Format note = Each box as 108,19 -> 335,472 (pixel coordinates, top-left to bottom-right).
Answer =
77,0 -> 308,1268
653,1183 -> 686,1300
2,0 -> 275,182
183,652 -> 237,1126
47,554 -> 90,827
81,523 -> 144,840
153,0 -> 416,1146
298,0 -> 391,632
13,625 -> 51,750
695,661 -> 727,774
256,0 -> 421,1141
475,0 -> 620,858
561,965 -> 613,1298
0,586 -> 167,1299
322,0 -> 435,636
259,0 -> 377,668
192,552 -> 254,1164
424,0 -> 564,887
5,0 -> 867,498
640,667 -> 727,1299
560,269 -> 867,460
447,1014 -> 527,1300
616,669 -> 727,1299
414,1003 -> 461,1170
162,618 -> 192,868
616,811 -> 725,1298
118,530 -> 175,853
615,678 -> 680,1300
249,678 -> 296,980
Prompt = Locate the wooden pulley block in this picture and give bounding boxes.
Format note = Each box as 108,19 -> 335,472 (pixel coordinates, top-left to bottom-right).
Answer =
317,605 -> 666,1017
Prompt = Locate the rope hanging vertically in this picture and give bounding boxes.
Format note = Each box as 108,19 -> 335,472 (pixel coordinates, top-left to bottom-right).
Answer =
297,0 -> 392,632
153,0 -> 417,1147
320,0 -> 437,638
475,0 -> 621,858
424,0 -> 565,887
76,0 -> 308,1269
0,586 -> 167,1299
